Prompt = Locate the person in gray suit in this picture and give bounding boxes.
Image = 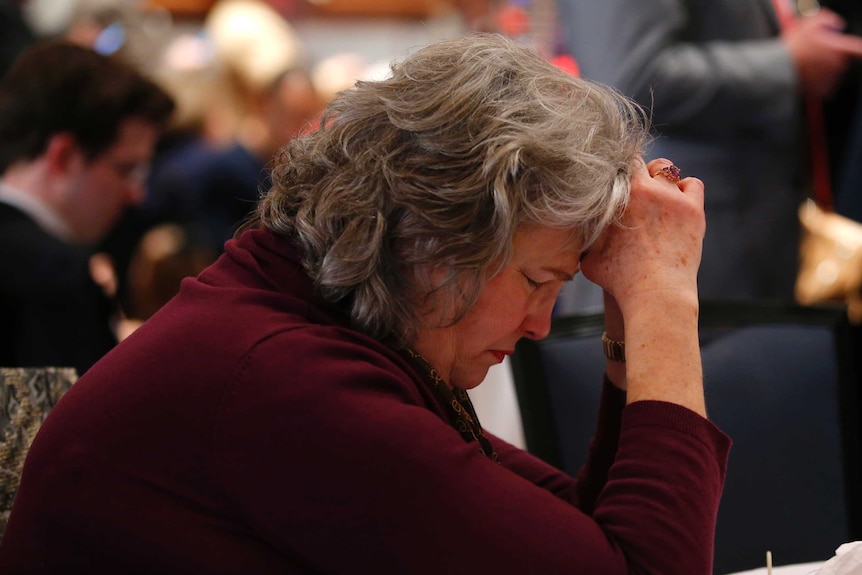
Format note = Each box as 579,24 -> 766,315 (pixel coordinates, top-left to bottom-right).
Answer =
556,0 -> 862,301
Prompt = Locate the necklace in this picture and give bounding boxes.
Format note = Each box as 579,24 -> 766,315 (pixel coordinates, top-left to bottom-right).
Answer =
406,350 -> 499,463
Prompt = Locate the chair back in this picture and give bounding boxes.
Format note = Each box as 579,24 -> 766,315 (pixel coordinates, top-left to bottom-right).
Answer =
0,367 -> 77,537
510,301 -> 862,574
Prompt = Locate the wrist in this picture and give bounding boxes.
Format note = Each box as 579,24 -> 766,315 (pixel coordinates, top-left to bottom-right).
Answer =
602,332 -> 626,362
617,286 -> 699,320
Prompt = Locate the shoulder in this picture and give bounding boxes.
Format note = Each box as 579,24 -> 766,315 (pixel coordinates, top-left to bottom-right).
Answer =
208,322 -> 457,477
0,205 -> 93,291
229,324 -> 426,409
0,202 -> 40,234
208,315 -> 443,429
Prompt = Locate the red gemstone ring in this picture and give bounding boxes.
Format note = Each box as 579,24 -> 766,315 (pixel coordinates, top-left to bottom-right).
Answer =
656,164 -> 681,183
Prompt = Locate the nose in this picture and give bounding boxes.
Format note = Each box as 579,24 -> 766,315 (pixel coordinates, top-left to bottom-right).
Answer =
126,180 -> 146,205
520,294 -> 555,340
124,163 -> 150,206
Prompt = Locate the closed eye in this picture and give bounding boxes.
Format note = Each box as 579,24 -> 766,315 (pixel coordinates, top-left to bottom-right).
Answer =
523,272 -> 541,289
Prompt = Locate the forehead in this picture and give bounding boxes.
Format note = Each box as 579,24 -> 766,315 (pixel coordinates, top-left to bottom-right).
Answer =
513,224 -> 582,253
98,117 -> 159,160
511,224 -> 583,273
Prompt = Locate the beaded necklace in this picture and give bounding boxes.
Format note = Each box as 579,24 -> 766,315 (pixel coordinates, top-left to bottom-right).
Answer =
406,349 -> 499,463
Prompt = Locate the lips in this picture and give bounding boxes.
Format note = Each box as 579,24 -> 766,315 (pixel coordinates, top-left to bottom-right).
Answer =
489,350 -> 511,363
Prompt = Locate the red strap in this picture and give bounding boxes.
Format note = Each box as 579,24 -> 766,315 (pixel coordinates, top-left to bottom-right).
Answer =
806,95 -> 834,208
771,0 -> 834,208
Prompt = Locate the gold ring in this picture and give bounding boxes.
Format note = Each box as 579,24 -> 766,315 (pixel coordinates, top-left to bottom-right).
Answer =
656,164 -> 681,183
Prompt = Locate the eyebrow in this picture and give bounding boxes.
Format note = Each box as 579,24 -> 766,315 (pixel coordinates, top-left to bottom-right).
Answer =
542,265 -> 578,282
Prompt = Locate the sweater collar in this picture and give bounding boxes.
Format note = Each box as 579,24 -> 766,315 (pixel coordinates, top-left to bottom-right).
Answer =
222,228 -> 350,326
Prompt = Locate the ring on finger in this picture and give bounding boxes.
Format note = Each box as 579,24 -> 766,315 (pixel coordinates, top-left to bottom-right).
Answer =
654,164 -> 681,183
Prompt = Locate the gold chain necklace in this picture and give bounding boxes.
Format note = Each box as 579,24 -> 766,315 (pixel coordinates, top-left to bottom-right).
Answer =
406,349 -> 499,463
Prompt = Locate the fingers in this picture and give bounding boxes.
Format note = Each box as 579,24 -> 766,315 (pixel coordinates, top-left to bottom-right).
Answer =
654,164 -> 681,184
645,158 -> 680,183
581,155 -> 706,307
812,10 -> 862,58
828,33 -> 862,59
640,157 -> 705,206
805,8 -> 846,31
678,175 -> 705,205
580,154 -> 705,278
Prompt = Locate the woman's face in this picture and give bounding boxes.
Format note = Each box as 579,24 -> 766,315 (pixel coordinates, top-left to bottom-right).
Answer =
412,225 -> 582,390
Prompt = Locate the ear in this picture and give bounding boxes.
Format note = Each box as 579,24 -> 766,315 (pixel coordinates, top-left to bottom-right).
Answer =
44,133 -> 85,177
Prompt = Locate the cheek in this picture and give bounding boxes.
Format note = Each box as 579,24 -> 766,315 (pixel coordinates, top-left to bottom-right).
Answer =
82,171 -> 117,200
468,289 -> 528,336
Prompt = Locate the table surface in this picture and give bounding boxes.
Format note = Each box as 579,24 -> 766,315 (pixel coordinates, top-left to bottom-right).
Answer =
724,561 -> 824,575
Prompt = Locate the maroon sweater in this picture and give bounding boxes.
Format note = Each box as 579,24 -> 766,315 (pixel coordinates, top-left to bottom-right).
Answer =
0,229 -> 730,574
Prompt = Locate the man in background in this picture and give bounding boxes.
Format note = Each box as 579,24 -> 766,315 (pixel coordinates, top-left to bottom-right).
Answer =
557,0 -> 862,303
0,40 -> 174,376
821,0 -> 862,221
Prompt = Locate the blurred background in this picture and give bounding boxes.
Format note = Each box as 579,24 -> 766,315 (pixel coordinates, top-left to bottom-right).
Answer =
3,0 -> 553,446
17,0 -> 558,80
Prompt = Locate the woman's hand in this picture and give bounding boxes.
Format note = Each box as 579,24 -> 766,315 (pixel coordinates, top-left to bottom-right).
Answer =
581,158 -> 707,416
581,158 -> 705,314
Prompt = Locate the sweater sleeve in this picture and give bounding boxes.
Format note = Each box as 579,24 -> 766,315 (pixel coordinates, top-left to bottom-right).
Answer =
212,329 -> 731,575
489,377 -> 626,513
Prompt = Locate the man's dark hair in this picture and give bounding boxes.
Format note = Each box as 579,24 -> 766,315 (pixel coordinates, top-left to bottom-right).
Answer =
0,40 -> 175,172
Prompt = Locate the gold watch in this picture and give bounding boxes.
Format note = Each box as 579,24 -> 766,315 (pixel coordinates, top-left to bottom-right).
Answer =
602,332 -> 626,362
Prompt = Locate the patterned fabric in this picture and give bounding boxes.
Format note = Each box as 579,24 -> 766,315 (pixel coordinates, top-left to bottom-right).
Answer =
0,367 -> 77,536
404,350 -> 499,463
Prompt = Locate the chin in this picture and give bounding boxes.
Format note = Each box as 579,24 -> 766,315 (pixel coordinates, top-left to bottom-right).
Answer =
450,369 -> 489,391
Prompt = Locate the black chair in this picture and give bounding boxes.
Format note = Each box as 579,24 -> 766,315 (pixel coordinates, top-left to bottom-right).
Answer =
510,300 -> 862,574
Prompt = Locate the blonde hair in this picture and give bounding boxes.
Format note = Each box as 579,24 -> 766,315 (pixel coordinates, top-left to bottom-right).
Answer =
251,33 -> 648,345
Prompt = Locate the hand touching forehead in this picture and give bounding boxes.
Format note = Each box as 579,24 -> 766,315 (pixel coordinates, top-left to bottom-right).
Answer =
580,157 -> 705,310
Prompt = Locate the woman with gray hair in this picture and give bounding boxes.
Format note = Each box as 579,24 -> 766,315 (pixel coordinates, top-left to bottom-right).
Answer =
0,34 -> 729,574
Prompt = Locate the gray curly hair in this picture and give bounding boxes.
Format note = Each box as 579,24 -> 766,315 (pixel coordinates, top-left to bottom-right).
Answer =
251,33 -> 648,346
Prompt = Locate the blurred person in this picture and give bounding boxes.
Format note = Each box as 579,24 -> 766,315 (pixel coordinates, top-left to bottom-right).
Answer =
0,34 -> 729,573
822,0 -> 862,222
191,66 -> 323,253
833,87 -> 862,222
49,1 -> 217,327
203,0 -> 307,146
0,40 -> 174,376
102,5 -> 322,325
98,31 -> 227,320
120,222 -> 216,337
185,0 -> 323,253
63,1 -> 127,51
557,0 -> 862,301
60,0 -> 174,71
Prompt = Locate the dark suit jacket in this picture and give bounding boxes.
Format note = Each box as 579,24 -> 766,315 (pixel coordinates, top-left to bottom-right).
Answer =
0,203 -> 118,376
557,0 -> 804,301
822,0 -> 862,221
